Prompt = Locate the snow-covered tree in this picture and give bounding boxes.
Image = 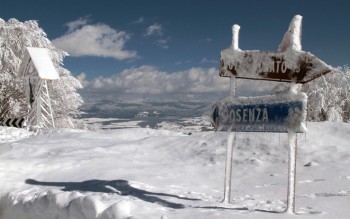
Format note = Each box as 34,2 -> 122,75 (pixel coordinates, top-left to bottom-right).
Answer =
302,66 -> 350,122
0,18 -> 83,128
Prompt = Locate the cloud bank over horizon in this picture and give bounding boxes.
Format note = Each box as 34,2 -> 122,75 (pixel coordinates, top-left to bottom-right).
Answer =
78,66 -> 227,94
77,66 -> 276,101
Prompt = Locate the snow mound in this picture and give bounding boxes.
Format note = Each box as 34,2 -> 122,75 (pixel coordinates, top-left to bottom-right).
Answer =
0,189 -> 133,219
0,127 -> 33,143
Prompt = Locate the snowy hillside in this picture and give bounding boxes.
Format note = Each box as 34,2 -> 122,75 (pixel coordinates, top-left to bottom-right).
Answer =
0,121 -> 349,219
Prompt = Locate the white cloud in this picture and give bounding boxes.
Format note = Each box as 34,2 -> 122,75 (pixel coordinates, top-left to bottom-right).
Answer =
76,72 -> 89,87
132,17 -> 144,24
175,61 -> 190,65
144,23 -> 169,49
53,20 -> 137,60
144,23 -> 163,37
200,58 -> 218,64
66,16 -> 89,33
156,38 -> 170,49
199,38 -> 212,43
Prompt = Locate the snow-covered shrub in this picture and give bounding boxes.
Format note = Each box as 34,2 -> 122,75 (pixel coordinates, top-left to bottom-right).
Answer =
0,79 -> 26,118
326,106 -> 343,122
302,66 -> 350,122
0,18 -> 83,128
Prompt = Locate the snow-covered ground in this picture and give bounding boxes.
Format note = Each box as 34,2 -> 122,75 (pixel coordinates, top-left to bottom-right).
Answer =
0,121 -> 349,219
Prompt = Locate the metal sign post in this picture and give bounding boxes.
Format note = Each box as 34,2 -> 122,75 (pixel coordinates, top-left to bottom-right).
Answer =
223,75 -> 237,203
212,93 -> 306,209
210,15 -> 332,213
286,132 -> 298,213
223,131 -> 235,203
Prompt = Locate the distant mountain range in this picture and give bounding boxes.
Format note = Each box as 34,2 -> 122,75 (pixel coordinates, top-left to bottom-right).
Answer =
78,93 -> 215,130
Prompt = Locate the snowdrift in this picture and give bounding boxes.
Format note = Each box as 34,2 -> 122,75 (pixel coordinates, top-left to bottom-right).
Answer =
0,122 -> 349,218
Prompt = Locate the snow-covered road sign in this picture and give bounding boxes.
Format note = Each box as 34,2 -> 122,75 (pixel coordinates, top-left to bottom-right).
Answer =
220,51 -> 332,84
210,95 -> 307,133
215,15 -> 327,214
19,47 -> 59,80
18,47 -> 58,130
0,118 -> 25,128
220,15 -> 332,84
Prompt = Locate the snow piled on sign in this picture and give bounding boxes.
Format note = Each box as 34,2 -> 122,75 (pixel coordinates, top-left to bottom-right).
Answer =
278,15 -> 302,52
231,24 -> 241,50
20,47 -> 59,80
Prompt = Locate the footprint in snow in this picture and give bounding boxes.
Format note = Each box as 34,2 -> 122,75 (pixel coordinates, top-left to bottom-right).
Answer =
315,191 -> 348,197
297,207 -> 323,215
340,175 -> 350,180
255,183 -> 278,188
299,190 -> 348,199
298,179 -> 325,184
304,161 -> 319,167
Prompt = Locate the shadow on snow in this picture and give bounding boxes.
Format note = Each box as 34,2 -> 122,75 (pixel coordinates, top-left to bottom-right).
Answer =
25,179 -> 200,209
25,178 -> 285,213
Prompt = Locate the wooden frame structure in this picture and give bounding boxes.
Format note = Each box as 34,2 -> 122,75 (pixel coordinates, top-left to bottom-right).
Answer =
18,47 -> 59,130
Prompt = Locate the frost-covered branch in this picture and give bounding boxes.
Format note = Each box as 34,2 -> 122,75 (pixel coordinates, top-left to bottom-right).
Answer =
301,66 -> 350,122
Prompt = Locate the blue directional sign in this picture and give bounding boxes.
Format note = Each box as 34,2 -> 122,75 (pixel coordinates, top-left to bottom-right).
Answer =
211,101 -> 306,133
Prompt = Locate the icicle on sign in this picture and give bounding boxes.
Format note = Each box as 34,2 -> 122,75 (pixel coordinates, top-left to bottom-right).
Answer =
209,15 -> 333,214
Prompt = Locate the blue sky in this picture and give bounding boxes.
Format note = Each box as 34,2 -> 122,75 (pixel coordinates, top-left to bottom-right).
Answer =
0,0 -> 349,98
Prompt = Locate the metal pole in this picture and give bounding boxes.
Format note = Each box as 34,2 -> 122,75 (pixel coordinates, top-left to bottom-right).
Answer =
230,76 -> 236,100
286,132 -> 297,213
223,75 -> 237,203
223,75 -> 239,203
223,131 -> 236,203
36,80 -> 43,128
